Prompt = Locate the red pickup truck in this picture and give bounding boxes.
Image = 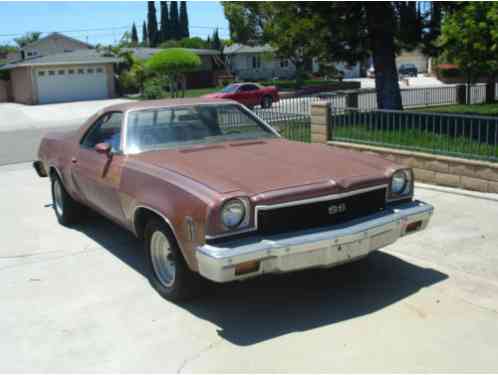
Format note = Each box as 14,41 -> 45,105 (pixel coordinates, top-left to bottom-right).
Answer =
202,83 -> 279,109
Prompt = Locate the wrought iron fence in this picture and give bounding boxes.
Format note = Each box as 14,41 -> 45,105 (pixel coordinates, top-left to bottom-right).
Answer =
330,107 -> 498,162
254,107 -> 311,143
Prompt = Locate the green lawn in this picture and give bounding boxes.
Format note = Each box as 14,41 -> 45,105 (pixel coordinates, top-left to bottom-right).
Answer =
415,102 -> 498,116
334,124 -> 498,161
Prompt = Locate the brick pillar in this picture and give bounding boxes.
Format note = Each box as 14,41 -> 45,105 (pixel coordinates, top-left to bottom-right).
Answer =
311,102 -> 331,143
456,84 -> 467,105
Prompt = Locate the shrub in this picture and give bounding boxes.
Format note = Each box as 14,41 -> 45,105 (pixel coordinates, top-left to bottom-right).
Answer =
142,79 -> 167,100
436,64 -> 462,79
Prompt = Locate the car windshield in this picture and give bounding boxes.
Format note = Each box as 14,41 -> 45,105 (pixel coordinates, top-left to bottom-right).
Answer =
125,104 -> 278,154
221,84 -> 239,93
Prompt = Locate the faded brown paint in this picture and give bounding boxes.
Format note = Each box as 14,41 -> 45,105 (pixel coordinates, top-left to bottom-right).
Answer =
37,98 -> 408,272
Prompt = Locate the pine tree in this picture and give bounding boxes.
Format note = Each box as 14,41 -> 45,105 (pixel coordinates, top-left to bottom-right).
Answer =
170,1 -> 180,40
179,2 -> 189,38
131,23 -> 139,45
211,28 -> 222,51
142,21 -> 148,46
160,1 -> 170,43
147,1 -> 159,47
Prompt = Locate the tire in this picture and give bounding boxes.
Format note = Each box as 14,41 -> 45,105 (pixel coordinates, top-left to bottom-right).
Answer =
261,95 -> 273,109
51,174 -> 85,226
144,218 -> 204,301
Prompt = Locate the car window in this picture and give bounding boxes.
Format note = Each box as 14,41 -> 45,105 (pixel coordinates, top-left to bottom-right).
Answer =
125,104 -> 277,154
240,84 -> 258,92
81,112 -> 124,152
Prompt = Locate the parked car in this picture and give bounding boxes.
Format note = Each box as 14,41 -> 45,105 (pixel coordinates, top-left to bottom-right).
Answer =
33,98 -> 433,301
398,63 -> 418,77
202,83 -> 279,109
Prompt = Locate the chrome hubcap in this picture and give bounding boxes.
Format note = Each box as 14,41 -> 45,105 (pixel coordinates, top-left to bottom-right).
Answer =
150,231 -> 176,288
53,179 -> 63,217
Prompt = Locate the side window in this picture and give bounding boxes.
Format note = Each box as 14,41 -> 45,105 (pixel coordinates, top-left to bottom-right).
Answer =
81,112 -> 124,152
242,84 -> 257,92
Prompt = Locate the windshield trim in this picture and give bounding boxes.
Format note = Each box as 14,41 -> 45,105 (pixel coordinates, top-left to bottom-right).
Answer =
121,102 -> 280,155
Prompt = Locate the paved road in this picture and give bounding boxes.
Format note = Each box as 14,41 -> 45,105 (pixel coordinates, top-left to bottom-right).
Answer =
0,99 -> 131,165
1,163 -> 498,372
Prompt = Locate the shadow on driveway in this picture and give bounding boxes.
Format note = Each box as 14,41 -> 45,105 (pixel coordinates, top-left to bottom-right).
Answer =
70,210 -> 448,346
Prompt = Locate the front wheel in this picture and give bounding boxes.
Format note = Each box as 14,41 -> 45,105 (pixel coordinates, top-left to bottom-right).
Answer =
51,175 -> 85,226
145,218 -> 204,301
261,95 -> 273,109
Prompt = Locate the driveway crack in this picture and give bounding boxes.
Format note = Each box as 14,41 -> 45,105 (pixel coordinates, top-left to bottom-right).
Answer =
176,338 -> 224,373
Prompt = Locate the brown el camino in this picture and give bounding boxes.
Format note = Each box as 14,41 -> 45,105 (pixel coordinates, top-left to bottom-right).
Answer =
33,98 -> 433,301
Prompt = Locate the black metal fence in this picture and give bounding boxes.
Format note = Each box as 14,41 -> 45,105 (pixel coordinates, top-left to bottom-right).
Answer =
330,107 -> 498,162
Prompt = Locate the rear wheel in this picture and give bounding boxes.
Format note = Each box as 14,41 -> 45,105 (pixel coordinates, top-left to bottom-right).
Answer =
261,95 -> 273,109
51,174 -> 85,226
144,218 -> 204,301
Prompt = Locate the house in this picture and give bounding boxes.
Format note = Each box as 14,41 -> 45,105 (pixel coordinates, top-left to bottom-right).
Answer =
0,33 -> 119,105
223,44 -> 295,81
126,47 -> 227,89
224,44 -> 361,80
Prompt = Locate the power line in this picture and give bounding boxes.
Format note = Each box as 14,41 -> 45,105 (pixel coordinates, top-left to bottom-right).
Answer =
0,25 -> 229,38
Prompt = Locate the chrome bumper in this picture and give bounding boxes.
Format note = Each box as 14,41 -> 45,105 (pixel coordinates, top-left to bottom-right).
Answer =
196,200 -> 433,283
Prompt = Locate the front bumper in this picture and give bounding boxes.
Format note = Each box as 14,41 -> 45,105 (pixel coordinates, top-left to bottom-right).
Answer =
196,200 -> 433,283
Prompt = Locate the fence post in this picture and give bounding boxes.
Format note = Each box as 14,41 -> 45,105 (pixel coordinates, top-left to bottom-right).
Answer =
456,84 -> 467,105
311,102 -> 331,144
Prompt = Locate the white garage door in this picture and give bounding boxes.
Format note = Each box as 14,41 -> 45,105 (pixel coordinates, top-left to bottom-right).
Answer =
36,66 -> 109,104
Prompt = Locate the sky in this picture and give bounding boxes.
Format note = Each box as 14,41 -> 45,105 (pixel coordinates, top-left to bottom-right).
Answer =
0,1 -> 230,46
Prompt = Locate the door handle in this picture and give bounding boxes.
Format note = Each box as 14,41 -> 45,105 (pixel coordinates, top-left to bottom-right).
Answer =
71,157 -> 77,164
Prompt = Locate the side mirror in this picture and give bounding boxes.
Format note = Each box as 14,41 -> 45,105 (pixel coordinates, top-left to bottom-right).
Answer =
95,142 -> 112,156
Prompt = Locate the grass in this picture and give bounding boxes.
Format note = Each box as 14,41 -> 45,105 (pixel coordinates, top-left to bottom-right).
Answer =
334,124 -> 498,161
181,87 -> 220,98
415,102 -> 498,117
272,119 -> 311,143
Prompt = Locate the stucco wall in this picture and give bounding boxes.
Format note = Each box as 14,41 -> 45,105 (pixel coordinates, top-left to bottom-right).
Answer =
10,67 -> 35,104
0,80 -> 11,102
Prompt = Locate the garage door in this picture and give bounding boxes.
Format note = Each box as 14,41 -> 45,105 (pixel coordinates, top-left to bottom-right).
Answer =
36,66 -> 109,104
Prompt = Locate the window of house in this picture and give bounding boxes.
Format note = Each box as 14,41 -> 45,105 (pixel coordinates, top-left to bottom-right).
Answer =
96,67 -> 103,73
280,59 -> 289,68
27,51 -> 38,57
48,70 -> 55,76
252,55 -> 261,69
87,68 -> 94,74
68,69 -> 75,75
78,69 -> 84,74
58,70 -> 65,75
38,71 -> 45,77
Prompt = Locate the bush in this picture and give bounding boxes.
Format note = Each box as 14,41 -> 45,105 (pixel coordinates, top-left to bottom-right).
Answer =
436,64 -> 462,79
145,48 -> 201,75
142,79 -> 167,100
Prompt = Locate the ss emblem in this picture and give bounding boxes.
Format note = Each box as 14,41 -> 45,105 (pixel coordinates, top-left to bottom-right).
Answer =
328,203 -> 347,215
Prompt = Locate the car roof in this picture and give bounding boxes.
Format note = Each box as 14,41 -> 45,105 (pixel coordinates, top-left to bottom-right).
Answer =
103,97 -> 237,113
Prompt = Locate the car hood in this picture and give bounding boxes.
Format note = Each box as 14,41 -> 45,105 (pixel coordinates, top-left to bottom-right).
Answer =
129,139 -> 402,196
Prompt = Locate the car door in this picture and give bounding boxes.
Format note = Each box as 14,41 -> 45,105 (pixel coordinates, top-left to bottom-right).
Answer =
241,84 -> 260,107
71,111 -> 127,223
233,84 -> 255,107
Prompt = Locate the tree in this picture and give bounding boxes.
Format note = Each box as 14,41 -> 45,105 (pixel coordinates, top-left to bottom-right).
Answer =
438,2 -> 498,103
14,32 -> 42,47
179,1 -> 190,38
131,23 -> 139,45
145,48 -> 201,97
211,28 -> 222,51
142,21 -> 148,46
147,1 -> 159,47
223,2 -> 437,109
160,1 -> 171,43
159,37 -> 208,49
170,1 -> 180,39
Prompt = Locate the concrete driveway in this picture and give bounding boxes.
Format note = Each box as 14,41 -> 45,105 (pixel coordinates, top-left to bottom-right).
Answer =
1,162 -> 498,372
0,99 -> 131,165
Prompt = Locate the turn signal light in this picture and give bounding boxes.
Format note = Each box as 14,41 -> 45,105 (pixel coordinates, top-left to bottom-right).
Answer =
235,260 -> 260,276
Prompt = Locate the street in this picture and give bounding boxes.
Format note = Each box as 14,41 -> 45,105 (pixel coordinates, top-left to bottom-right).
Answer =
1,162 -> 498,372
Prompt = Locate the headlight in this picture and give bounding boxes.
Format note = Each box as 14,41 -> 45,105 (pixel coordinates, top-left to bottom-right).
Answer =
391,170 -> 408,194
388,169 -> 413,200
221,199 -> 246,229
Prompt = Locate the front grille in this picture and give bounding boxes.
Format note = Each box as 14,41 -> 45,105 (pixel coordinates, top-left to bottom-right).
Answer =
257,188 -> 386,236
